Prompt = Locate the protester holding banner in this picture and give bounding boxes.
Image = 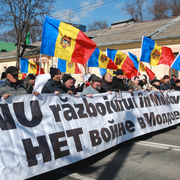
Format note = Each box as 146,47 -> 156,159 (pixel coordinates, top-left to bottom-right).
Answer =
0,66 -> 27,99
21,74 -> 36,94
127,76 -> 142,91
160,75 -> 171,91
61,74 -> 78,95
150,79 -> 161,91
80,76 -> 103,97
100,72 -> 114,93
170,74 -> 176,87
112,69 -> 127,91
42,67 -> 64,95
171,79 -> 180,91
139,75 -> 152,91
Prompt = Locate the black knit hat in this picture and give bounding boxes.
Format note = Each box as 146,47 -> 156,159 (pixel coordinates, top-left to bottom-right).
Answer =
116,69 -> 123,75
63,74 -> 73,83
50,67 -> 61,79
151,79 -> 160,85
6,66 -> 18,75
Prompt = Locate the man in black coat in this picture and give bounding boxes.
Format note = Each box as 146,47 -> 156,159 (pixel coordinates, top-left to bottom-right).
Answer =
171,79 -> 180,91
112,69 -> 127,91
61,74 -> 78,95
42,67 -> 64,94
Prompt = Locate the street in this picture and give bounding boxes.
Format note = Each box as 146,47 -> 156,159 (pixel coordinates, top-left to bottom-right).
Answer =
27,124 -> 180,180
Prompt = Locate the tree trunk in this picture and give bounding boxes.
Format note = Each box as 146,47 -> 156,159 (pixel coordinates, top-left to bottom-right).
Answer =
16,35 -> 21,70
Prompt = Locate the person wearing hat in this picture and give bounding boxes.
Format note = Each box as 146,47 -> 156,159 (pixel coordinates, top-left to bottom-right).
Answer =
80,75 -> 103,97
42,67 -> 64,94
0,66 -> 27,99
21,74 -> 36,94
160,75 -> 171,91
150,79 -> 161,91
112,69 -> 127,91
61,74 -> 77,95
171,79 -> 180,91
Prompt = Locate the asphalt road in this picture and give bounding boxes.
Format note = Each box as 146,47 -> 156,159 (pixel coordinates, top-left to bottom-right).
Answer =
27,124 -> 180,180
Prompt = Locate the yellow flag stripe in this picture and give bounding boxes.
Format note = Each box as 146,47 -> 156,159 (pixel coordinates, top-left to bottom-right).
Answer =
54,22 -> 79,61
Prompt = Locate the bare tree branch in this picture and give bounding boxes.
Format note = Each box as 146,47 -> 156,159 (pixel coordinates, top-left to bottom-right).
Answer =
169,0 -> 180,16
88,20 -> 109,31
148,0 -> 170,20
122,0 -> 147,22
0,0 -> 55,68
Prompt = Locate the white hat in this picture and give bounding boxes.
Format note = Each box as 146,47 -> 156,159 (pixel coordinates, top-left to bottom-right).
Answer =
139,75 -> 145,80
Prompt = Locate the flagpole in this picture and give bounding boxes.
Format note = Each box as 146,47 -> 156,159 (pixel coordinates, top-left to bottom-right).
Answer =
39,53 -> 41,75
138,36 -> 144,76
164,53 -> 178,75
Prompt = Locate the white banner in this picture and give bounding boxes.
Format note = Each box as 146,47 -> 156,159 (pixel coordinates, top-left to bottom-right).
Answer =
0,90 -> 180,180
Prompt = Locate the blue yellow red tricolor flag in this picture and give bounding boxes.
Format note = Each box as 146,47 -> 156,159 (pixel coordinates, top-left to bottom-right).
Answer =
140,36 -> 174,66
20,57 -> 45,75
87,47 -> 118,70
129,52 -> 155,81
57,58 -> 82,74
107,48 -> 138,79
99,68 -> 116,76
172,53 -> 180,70
40,15 -> 97,65
18,71 -> 27,80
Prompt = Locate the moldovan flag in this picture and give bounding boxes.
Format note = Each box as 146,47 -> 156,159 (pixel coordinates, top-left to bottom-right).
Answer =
107,48 -> 138,79
40,15 -> 97,65
140,36 -> 174,66
99,68 -> 116,76
20,57 -> 45,75
18,71 -> 27,80
87,48 -> 118,70
57,58 -> 82,74
129,52 -> 155,81
171,53 -> 180,70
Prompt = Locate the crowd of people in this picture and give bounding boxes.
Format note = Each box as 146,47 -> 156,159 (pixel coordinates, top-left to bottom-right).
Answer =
0,66 -> 180,99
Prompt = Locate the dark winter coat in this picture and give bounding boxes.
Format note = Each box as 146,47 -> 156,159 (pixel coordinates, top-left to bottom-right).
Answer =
112,76 -> 127,91
171,85 -> 180,91
160,83 -> 171,91
60,84 -> 77,95
21,78 -> 33,94
100,80 -> 113,93
0,79 -> 27,97
41,79 -> 64,93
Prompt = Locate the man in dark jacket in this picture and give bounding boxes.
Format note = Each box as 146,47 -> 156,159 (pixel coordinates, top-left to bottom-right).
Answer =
171,79 -> 180,91
112,69 -> 127,91
100,72 -> 113,93
21,74 -> 36,94
61,74 -> 77,95
42,67 -> 64,94
0,66 -> 27,99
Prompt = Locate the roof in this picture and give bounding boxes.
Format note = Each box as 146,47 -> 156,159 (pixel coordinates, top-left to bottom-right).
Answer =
85,16 -> 180,47
0,41 -> 42,61
0,41 -> 16,52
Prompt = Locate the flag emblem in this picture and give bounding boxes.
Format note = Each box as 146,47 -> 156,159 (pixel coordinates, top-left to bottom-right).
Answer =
68,62 -> 73,68
30,64 -> 36,69
152,49 -> 160,59
100,54 -> 108,62
60,35 -> 71,48
115,56 -> 122,65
